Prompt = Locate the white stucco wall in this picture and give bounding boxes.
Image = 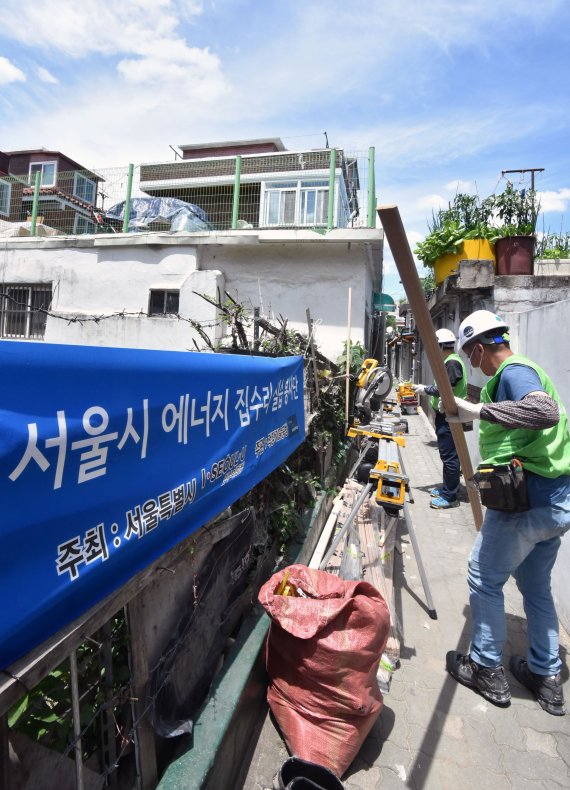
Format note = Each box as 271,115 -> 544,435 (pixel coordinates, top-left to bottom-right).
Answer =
0,237 -> 226,350
0,228 -> 383,362
198,230 -> 382,361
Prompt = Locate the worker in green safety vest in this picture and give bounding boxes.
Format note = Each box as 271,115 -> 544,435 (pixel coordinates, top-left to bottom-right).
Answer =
413,328 -> 466,509
440,309 -> 570,717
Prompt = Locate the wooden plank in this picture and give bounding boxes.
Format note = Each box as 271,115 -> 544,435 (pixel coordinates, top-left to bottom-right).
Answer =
309,490 -> 343,569
320,480 -> 362,574
127,593 -> 158,790
378,205 -> 483,530
0,715 -> 10,790
358,501 -> 400,662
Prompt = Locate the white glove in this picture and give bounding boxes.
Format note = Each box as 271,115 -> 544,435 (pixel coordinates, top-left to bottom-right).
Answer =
413,383 -> 426,393
438,396 -> 483,422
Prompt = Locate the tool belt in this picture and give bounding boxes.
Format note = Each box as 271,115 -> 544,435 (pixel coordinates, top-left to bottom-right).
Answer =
473,459 -> 530,512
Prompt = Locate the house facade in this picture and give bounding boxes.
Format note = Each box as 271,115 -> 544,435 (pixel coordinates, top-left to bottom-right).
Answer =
0,227 -> 383,361
0,149 -> 101,234
139,137 -> 362,231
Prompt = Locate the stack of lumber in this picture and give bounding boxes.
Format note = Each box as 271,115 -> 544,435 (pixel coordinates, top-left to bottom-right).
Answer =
310,478 -> 401,686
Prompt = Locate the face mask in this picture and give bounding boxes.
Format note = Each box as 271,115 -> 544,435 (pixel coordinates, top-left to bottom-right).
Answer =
468,344 -> 480,369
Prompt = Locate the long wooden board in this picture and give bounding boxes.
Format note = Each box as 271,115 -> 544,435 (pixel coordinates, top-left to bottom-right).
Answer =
377,205 -> 483,530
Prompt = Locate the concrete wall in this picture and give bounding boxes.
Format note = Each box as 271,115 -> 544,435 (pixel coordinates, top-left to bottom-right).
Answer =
198,229 -> 383,361
0,229 -> 383,361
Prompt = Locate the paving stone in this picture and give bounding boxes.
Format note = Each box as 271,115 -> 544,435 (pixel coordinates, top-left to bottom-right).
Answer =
500,746 -> 570,785
554,729 -> 570,765
522,726 -> 560,758
405,757 -> 513,790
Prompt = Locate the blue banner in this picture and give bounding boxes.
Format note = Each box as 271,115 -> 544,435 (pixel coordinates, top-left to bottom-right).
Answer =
0,342 -> 305,668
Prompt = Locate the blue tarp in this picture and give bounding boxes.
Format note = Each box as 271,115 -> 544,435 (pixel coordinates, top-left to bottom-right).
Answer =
106,196 -> 213,231
0,341 -> 305,668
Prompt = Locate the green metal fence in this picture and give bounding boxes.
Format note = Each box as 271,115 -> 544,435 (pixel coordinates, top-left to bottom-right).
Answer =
0,148 -> 378,237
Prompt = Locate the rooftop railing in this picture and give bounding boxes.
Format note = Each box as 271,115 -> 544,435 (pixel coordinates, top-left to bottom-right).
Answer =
0,148 -> 378,238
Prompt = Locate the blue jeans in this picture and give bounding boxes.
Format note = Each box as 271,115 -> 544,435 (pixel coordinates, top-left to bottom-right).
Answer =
468,489 -> 570,674
435,413 -> 460,501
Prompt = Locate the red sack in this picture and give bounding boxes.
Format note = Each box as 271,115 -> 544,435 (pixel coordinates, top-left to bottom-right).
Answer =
258,564 -> 390,778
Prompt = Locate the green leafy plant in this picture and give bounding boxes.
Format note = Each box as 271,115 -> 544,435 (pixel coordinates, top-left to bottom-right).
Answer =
415,185 -> 541,268
491,183 -> 539,238
414,193 -> 497,268
336,340 -> 368,377
536,231 -> 570,259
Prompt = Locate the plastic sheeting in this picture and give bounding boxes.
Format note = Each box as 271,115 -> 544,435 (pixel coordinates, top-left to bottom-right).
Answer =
105,196 -> 213,231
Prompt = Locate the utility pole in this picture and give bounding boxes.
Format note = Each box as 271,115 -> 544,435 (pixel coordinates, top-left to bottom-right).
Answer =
501,167 -> 544,191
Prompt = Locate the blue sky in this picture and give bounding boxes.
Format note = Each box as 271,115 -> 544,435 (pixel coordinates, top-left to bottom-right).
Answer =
1,0 -> 569,299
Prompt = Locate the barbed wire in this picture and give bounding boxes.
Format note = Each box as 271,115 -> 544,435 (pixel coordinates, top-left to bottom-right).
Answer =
0,290 -> 221,329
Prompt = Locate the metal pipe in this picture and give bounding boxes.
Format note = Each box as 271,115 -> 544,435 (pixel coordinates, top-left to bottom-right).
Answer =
122,164 -> 134,234
367,146 -> 376,228
231,155 -> 242,229
345,287 -> 352,430
319,482 -> 373,570
69,650 -> 85,790
327,148 -> 337,230
30,170 -> 41,236
403,502 -> 437,619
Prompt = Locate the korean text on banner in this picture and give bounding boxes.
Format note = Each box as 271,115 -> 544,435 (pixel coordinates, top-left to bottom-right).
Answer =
0,342 -> 305,669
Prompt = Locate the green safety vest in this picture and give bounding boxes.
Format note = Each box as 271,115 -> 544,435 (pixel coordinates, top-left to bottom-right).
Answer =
430,353 -> 467,412
479,354 -> 570,478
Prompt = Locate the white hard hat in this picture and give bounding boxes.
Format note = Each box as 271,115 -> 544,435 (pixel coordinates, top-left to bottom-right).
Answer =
458,310 -> 510,350
435,328 -> 456,346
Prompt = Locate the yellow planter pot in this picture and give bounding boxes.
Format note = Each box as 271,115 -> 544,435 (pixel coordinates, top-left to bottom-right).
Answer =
434,239 -> 496,285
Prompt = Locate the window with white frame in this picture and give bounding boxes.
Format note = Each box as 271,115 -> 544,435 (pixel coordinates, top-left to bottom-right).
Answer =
0,284 -> 52,339
29,161 -> 57,187
0,179 -> 11,215
262,179 -> 330,227
74,214 -> 96,234
148,290 -> 180,316
73,172 -> 96,204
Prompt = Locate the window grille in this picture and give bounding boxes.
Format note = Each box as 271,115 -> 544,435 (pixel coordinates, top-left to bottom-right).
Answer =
0,284 -> 52,339
149,290 -> 179,316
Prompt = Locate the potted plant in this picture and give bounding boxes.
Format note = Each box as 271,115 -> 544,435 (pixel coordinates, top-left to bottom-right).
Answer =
414,193 -> 496,285
491,183 -> 539,275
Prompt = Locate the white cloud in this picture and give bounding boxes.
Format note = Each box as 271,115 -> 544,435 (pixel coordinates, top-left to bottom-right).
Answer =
0,1 -> 202,58
537,188 -> 570,213
445,179 -> 473,193
37,66 -> 58,84
418,194 -> 447,211
0,56 -> 26,84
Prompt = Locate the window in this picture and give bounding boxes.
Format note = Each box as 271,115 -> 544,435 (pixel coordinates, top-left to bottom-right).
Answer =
149,290 -> 179,316
262,179 -> 329,227
0,285 -> 52,339
74,215 -> 96,234
29,161 -> 57,187
73,172 -> 96,205
0,179 -> 11,215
